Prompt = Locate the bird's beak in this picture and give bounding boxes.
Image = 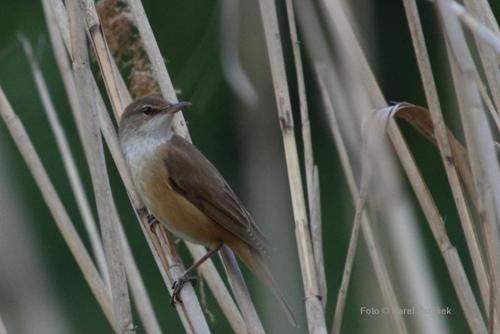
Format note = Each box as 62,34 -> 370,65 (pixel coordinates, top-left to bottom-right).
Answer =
164,101 -> 192,114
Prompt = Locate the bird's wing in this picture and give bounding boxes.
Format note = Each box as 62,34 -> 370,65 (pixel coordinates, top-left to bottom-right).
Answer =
163,135 -> 269,252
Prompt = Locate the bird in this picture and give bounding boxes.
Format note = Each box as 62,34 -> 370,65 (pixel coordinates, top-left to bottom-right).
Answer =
119,96 -> 297,326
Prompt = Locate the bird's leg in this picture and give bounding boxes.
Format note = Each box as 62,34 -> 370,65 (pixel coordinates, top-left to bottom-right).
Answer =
146,213 -> 159,234
171,243 -> 223,306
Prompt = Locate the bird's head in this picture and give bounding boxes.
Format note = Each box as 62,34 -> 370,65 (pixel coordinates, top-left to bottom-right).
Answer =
119,96 -> 191,143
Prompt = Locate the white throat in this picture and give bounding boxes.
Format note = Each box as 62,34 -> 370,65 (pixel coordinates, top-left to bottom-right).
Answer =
121,113 -> 175,166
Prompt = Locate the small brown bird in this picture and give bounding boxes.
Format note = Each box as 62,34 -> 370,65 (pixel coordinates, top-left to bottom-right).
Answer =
119,96 -> 296,326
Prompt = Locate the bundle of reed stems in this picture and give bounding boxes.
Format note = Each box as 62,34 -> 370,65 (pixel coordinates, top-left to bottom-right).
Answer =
1,0 -> 500,333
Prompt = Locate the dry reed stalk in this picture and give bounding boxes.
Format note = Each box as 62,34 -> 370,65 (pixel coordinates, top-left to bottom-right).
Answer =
186,244 -> 248,334
80,0 -> 124,114
74,0 -> 213,331
476,73 -> 500,133
126,0 -> 188,137
18,35 -> 165,332
314,66 -> 357,209
383,105 -> 488,334
17,0 -> 267,332
219,0 -> 258,109
41,11 -> 169,330
43,0 -> 84,139
438,1 -> 500,280
0,87 -> 116,330
258,0 -> 327,332
118,226 -> 163,334
58,34 -> 208,334
316,1 -> 409,332
353,118 -> 413,333
284,0 -> 326,311
67,0 -> 134,332
48,0 -> 71,46
331,162 -> 370,334
44,0 -> 147,282
392,103 -> 478,207
463,16 -> 500,291
389,115 -> 487,334
154,226 -> 211,334
479,0 -> 500,47
220,247 -> 263,334
98,4 -> 247,329
126,0 -> 254,330
449,1 -> 500,56
437,0 -> 500,330
315,67 -> 403,334
48,2 -> 245,331
21,33 -> 163,332
0,314 -> 6,334
18,35 -> 111,288
41,11 -> 164,328
315,62 -> 409,334
463,0 -> 500,113
115,0 -> 248,330
148,220 -> 210,333
322,0 -> 487,332
84,0 -> 242,331
310,166 -> 323,305
402,0 -> 493,321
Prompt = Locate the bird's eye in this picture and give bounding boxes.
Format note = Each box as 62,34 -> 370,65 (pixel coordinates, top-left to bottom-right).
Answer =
141,106 -> 153,115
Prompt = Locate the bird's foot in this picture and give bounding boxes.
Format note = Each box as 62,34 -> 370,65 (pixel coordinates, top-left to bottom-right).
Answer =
171,274 -> 198,307
146,214 -> 159,234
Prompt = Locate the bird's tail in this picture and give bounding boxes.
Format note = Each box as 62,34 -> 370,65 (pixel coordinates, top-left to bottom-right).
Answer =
231,241 -> 298,327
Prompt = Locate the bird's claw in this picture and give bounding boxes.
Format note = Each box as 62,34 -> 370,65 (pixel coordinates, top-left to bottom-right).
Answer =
146,214 -> 159,234
171,275 -> 198,307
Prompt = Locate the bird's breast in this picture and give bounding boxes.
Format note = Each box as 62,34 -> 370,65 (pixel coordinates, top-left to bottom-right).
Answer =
122,139 -> 226,247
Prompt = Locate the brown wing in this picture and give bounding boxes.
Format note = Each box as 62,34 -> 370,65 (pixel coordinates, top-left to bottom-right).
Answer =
163,135 -> 269,253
